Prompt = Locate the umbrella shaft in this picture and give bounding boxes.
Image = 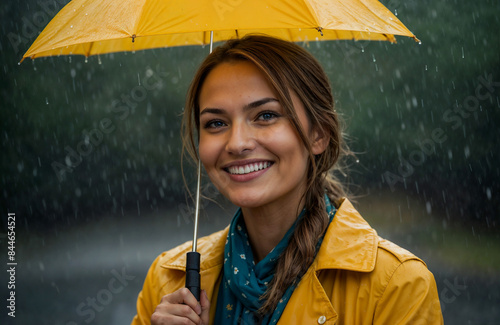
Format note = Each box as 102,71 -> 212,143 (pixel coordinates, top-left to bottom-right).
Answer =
192,161 -> 201,252
191,32 -> 213,253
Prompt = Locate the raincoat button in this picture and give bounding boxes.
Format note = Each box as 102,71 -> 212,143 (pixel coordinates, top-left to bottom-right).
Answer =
318,315 -> 327,324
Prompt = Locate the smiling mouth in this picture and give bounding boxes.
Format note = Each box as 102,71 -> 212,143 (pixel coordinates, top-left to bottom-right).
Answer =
225,161 -> 273,175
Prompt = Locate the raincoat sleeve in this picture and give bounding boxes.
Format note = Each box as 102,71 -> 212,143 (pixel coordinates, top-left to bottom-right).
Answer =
131,254 -> 163,325
373,259 -> 443,324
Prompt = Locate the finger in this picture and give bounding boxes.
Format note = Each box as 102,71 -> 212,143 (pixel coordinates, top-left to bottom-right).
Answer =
179,287 -> 202,315
163,288 -> 202,315
151,288 -> 202,324
151,309 -> 198,325
152,303 -> 200,324
200,290 -> 211,325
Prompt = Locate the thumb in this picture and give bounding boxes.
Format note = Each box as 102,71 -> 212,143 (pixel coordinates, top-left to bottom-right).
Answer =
200,289 -> 211,325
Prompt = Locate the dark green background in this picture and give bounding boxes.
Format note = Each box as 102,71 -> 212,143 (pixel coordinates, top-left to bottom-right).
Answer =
1,0 -> 499,324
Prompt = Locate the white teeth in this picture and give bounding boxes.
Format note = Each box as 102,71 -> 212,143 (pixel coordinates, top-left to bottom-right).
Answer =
227,162 -> 271,175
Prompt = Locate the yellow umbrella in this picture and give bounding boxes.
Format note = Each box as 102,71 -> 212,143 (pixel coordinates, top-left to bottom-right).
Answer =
23,0 -> 418,60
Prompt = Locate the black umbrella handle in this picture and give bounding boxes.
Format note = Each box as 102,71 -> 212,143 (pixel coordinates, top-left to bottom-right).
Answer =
185,251 -> 200,301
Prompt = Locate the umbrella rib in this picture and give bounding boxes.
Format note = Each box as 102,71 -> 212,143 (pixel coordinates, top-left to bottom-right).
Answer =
86,42 -> 94,57
287,28 -> 293,42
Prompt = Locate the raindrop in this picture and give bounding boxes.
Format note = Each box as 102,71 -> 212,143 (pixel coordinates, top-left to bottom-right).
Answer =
461,47 -> 465,59
85,57 -> 88,63
418,41 -> 422,45
356,159 -> 359,163
426,202 -> 432,214
372,54 -> 376,62
70,25 -> 73,28
395,9 -> 398,16
486,188 -> 491,200
70,69 -> 76,78
464,146 -> 470,158
98,55 -> 102,65
412,97 -> 418,107
46,97 -> 49,105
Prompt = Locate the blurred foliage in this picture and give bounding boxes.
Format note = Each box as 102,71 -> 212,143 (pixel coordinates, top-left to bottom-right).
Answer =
1,0 -> 499,230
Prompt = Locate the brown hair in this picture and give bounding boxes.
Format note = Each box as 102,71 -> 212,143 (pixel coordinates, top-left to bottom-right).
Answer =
182,34 -> 350,315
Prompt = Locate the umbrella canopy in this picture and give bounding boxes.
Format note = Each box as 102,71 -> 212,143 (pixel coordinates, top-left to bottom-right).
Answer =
23,0 -> 418,60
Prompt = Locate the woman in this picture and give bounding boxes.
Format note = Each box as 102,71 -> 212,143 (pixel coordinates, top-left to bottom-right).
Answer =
132,35 -> 443,325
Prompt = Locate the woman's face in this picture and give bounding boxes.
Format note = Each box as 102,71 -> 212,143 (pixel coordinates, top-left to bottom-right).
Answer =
198,61 -> 324,210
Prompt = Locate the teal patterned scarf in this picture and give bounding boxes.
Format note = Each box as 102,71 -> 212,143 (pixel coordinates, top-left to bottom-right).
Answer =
214,195 -> 336,324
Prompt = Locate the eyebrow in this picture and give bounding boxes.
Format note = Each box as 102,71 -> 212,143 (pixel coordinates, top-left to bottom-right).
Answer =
200,97 -> 279,116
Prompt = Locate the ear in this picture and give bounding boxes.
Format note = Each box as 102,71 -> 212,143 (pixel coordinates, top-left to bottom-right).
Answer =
310,127 -> 329,155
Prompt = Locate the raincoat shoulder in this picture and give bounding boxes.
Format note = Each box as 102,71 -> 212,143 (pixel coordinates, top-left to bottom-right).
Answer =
131,227 -> 228,325
278,198 -> 443,324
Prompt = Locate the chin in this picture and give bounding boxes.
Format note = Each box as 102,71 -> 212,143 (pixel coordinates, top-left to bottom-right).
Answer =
224,190 -> 269,209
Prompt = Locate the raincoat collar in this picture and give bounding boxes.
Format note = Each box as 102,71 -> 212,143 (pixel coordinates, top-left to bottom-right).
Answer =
314,198 -> 378,272
160,198 -> 378,273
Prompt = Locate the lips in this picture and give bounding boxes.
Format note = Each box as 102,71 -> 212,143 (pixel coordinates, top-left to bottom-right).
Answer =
223,161 -> 273,175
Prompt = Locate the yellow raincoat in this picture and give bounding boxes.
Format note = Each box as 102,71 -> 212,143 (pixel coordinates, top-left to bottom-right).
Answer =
132,199 -> 443,324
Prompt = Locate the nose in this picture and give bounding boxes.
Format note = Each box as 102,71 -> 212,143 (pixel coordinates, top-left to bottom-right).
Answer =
225,121 -> 256,155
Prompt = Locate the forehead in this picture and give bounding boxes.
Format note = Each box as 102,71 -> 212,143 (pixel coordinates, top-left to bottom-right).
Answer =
198,60 -> 312,132
199,61 -> 277,103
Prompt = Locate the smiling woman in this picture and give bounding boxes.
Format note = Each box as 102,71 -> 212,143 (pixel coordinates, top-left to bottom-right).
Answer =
131,35 -> 444,325
198,61 -> 322,212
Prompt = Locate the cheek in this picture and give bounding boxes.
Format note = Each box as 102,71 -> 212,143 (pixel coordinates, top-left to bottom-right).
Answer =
264,126 -> 307,161
199,136 -> 220,169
